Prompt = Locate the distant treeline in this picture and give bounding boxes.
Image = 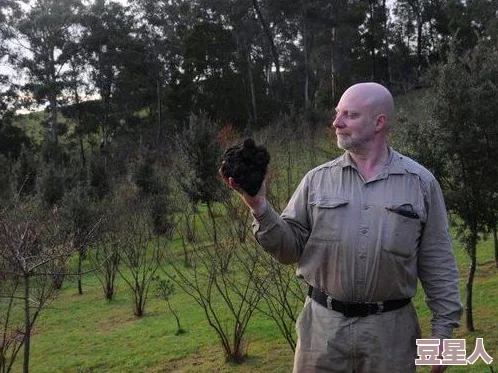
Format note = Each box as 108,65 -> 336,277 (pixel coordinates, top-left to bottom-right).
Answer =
1,0 -> 497,148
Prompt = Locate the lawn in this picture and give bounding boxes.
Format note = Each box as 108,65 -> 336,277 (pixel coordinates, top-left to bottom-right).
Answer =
7,90 -> 498,373
7,217 -> 496,373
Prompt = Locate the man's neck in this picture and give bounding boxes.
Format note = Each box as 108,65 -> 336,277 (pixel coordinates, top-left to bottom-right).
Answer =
349,145 -> 390,182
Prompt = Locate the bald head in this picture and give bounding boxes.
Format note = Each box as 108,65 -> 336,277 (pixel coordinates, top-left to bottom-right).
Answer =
340,82 -> 394,126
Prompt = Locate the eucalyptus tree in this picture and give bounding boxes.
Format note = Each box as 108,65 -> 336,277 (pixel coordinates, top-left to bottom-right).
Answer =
80,0 -> 137,149
392,0 -> 442,71
174,113 -> 228,244
0,0 -> 21,60
466,0 -> 498,42
198,0 -> 271,131
129,0 -> 196,134
60,40 -> 91,167
433,0 -> 476,55
14,0 -> 84,154
360,0 -> 390,81
404,40 -> 498,331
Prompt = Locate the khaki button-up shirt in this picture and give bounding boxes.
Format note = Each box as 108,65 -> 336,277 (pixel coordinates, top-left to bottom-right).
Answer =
253,149 -> 462,338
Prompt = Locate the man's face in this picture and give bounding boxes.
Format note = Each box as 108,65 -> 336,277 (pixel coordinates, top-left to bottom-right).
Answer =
332,91 -> 377,152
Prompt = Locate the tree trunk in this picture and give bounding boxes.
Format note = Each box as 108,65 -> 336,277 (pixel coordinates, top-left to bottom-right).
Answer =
331,27 -> 338,103
77,249 -> 83,295
303,17 -> 309,110
206,201 -> 218,246
48,51 -> 58,147
167,301 -> 184,335
416,16 -> 423,70
49,96 -> 58,145
465,230 -> 478,332
494,224 -> 498,269
71,66 -> 85,168
179,233 -> 191,268
79,136 -> 86,168
369,0 -> 377,80
382,0 -> 391,84
23,273 -> 30,373
156,79 -> 162,141
184,207 -> 197,243
246,49 -> 257,133
252,0 -> 282,100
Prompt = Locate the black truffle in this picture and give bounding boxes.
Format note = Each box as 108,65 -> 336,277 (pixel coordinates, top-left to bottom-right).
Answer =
220,138 -> 270,196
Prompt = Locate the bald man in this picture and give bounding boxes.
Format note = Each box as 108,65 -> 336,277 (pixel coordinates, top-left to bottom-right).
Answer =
221,82 -> 462,373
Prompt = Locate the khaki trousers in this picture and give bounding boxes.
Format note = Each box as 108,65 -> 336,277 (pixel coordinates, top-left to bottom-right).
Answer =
293,297 -> 421,373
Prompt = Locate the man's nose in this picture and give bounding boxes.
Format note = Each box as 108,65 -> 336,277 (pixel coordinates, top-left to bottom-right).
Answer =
333,115 -> 343,128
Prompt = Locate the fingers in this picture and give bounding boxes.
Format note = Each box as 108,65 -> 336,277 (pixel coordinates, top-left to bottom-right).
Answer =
218,168 -> 229,186
228,177 -> 244,195
218,168 -> 245,195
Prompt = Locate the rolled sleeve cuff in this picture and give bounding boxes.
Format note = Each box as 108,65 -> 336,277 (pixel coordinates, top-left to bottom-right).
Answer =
251,203 -> 280,236
431,311 -> 462,340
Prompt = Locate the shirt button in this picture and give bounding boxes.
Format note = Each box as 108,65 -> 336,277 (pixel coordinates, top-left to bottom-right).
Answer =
359,253 -> 366,259
363,205 -> 370,210
361,229 -> 368,234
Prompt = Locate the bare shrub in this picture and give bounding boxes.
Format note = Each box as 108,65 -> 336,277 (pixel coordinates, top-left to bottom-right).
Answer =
166,207 -> 263,363
117,202 -> 167,317
0,202 -> 74,373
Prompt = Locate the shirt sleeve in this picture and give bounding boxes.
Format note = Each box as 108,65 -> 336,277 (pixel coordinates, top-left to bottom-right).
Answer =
417,178 -> 463,339
251,174 -> 311,264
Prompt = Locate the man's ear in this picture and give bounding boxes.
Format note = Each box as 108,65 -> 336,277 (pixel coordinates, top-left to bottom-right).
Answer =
374,114 -> 387,133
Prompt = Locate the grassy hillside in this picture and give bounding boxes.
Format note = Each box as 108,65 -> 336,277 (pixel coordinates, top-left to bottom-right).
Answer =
11,225 -> 498,373
8,89 -> 498,373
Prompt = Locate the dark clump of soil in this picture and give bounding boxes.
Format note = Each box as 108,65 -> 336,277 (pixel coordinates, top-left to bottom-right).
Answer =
220,138 -> 270,196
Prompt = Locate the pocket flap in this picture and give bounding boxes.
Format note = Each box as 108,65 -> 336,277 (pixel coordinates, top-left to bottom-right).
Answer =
312,198 -> 349,209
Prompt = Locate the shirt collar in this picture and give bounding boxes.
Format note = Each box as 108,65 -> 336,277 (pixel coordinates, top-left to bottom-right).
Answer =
337,147 -> 408,175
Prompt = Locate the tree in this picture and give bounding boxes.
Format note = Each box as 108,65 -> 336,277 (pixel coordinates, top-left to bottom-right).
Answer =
0,95 -> 31,161
129,0 -> 196,131
117,199 -> 168,317
166,210 -> 263,363
392,0 -> 441,71
58,187 -> 101,295
60,42 -> 92,168
174,114 -> 228,243
0,9 -> 30,162
87,195 -> 123,301
14,0 -> 83,154
153,277 -> 185,335
80,0 -> 138,149
404,40 -> 498,331
0,202 -> 73,373
254,253 -> 306,352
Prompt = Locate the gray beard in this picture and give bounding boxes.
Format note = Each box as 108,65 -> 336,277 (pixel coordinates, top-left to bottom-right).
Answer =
337,138 -> 357,152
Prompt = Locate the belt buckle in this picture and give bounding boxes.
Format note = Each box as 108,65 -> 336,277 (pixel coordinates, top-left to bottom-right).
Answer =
376,301 -> 384,314
326,295 -> 333,310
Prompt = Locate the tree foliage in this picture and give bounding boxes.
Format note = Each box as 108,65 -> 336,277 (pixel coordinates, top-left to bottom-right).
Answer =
401,39 -> 498,331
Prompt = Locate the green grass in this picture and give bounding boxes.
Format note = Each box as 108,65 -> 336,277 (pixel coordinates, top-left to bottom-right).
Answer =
6,90 -> 498,372
5,223 -> 495,373
15,271 -> 294,373
414,237 -> 498,373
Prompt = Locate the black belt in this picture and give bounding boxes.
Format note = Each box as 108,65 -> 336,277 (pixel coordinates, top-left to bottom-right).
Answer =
308,286 -> 411,318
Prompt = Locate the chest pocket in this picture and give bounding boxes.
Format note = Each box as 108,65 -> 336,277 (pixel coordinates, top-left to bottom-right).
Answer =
309,197 -> 349,242
381,202 -> 422,258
